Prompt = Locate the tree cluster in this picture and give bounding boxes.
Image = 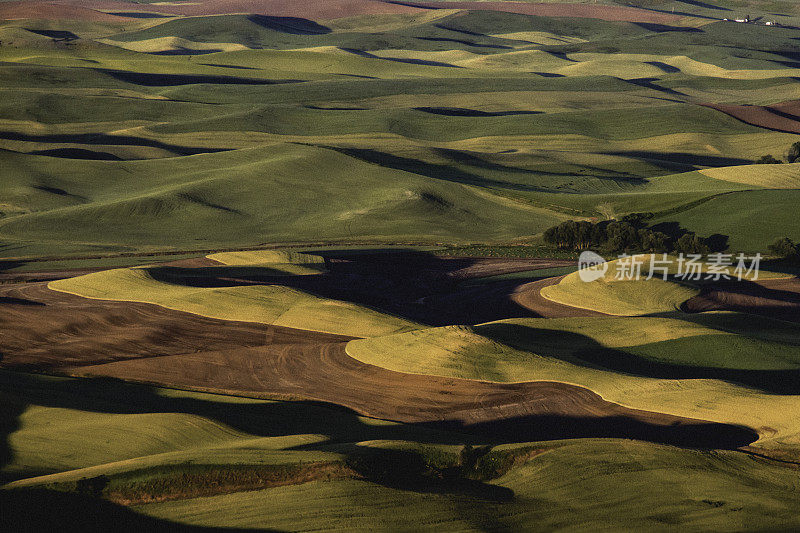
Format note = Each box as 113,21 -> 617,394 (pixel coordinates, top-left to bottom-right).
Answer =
543,217 -> 712,255
768,237 -> 800,263
756,141 -> 800,164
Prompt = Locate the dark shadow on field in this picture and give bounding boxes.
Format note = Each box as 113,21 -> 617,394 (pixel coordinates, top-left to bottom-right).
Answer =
0,370 -> 758,474
96,69 -> 305,87
482,322 -> 800,395
316,145 -> 554,191
0,261 -> 25,273
305,104 -> 368,110
646,221 -> 729,252
633,23 -> 704,33
24,29 -> 79,41
622,78 -> 688,98
29,148 -> 124,161
107,12 -> 174,19
319,141 -> 643,185
339,48 -> 465,68
683,277 -> 800,323
762,105 -> 800,122
149,49 -> 224,56
142,250 -> 547,325
533,72 -> 565,78
415,36 -> 512,49
543,50 -> 577,63
0,297 -> 44,306
674,0 -> 731,10
1,489 -> 267,532
246,15 -> 331,35
604,150 -> 752,170
199,63 -> 260,70
0,131 -> 228,156
415,107 -> 541,117
645,61 -> 681,73
430,147 -> 647,184
439,414 -> 755,450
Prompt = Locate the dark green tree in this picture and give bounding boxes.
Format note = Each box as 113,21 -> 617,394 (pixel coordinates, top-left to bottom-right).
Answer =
788,142 -> 800,163
674,233 -> 710,255
768,237 -> 799,259
755,154 -> 783,164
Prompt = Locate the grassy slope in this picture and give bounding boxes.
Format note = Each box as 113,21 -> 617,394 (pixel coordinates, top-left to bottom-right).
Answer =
4,372 -> 800,531
48,264 -> 420,337
5,10 -> 800,256
0,143 -> 566,257
346,315 -> 800,445
539,256 -> 786,315
652,189 -> 800,252
138,439 -> 800,532
0,371 -> 458,490
206,249 -> 328,274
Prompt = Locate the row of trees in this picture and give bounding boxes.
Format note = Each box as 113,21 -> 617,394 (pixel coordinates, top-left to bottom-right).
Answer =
542,218 -> 712,255
756,141 -> 800,164
768,237 -> 800,263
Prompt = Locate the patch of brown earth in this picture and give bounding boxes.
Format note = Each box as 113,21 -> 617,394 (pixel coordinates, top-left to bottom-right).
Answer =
701,101 -> 800,135
511,275 -> 608,318
683,277 -> 800,322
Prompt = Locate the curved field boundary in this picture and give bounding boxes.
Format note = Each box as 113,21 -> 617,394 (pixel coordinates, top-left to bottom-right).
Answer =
699,163 -> 800,189
47,266 -> 421,338
2,0 -> 430,20
68,340 -> 756,448
0,1 -> 132,21
511,275 -> 608,318
701,101 -> 800,135
684,277 -> 800,322
0,281 -> 756,448
389,1 -> 687,24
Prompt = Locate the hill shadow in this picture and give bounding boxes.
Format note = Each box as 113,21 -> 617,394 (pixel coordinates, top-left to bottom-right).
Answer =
415,36 -> 512,50
414,107 -> 541,117
674,0 -> 731,10
483,322 -> 800,395
96,69 -> 305,87
339,48 -> 465,68
622,78 -> 688,97
25,29 -> 79,41
316,145 -> 551,191
106,12 -> 174,19
2,489 -> 268,532
604,150 -> 752,170
0,131 -> 228,156
683,277 -> 800,322
645,61 -> 681,73
633,23 -> 704,33
141,250 -> 545,325
28,148 -> 124,161
246,15 -> 331,35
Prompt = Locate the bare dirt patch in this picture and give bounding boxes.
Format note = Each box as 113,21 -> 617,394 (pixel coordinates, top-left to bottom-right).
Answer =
683,277 -> 800,321
702,101 -> 800,135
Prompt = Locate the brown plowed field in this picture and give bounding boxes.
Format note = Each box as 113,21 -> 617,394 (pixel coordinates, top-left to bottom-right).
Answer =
66,341 -> 756,447
702,101 -> 800,135
511,275 -> 608,318
683,276 -> 800,321
0,282 -> 283,369
0,266 -> 756,448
